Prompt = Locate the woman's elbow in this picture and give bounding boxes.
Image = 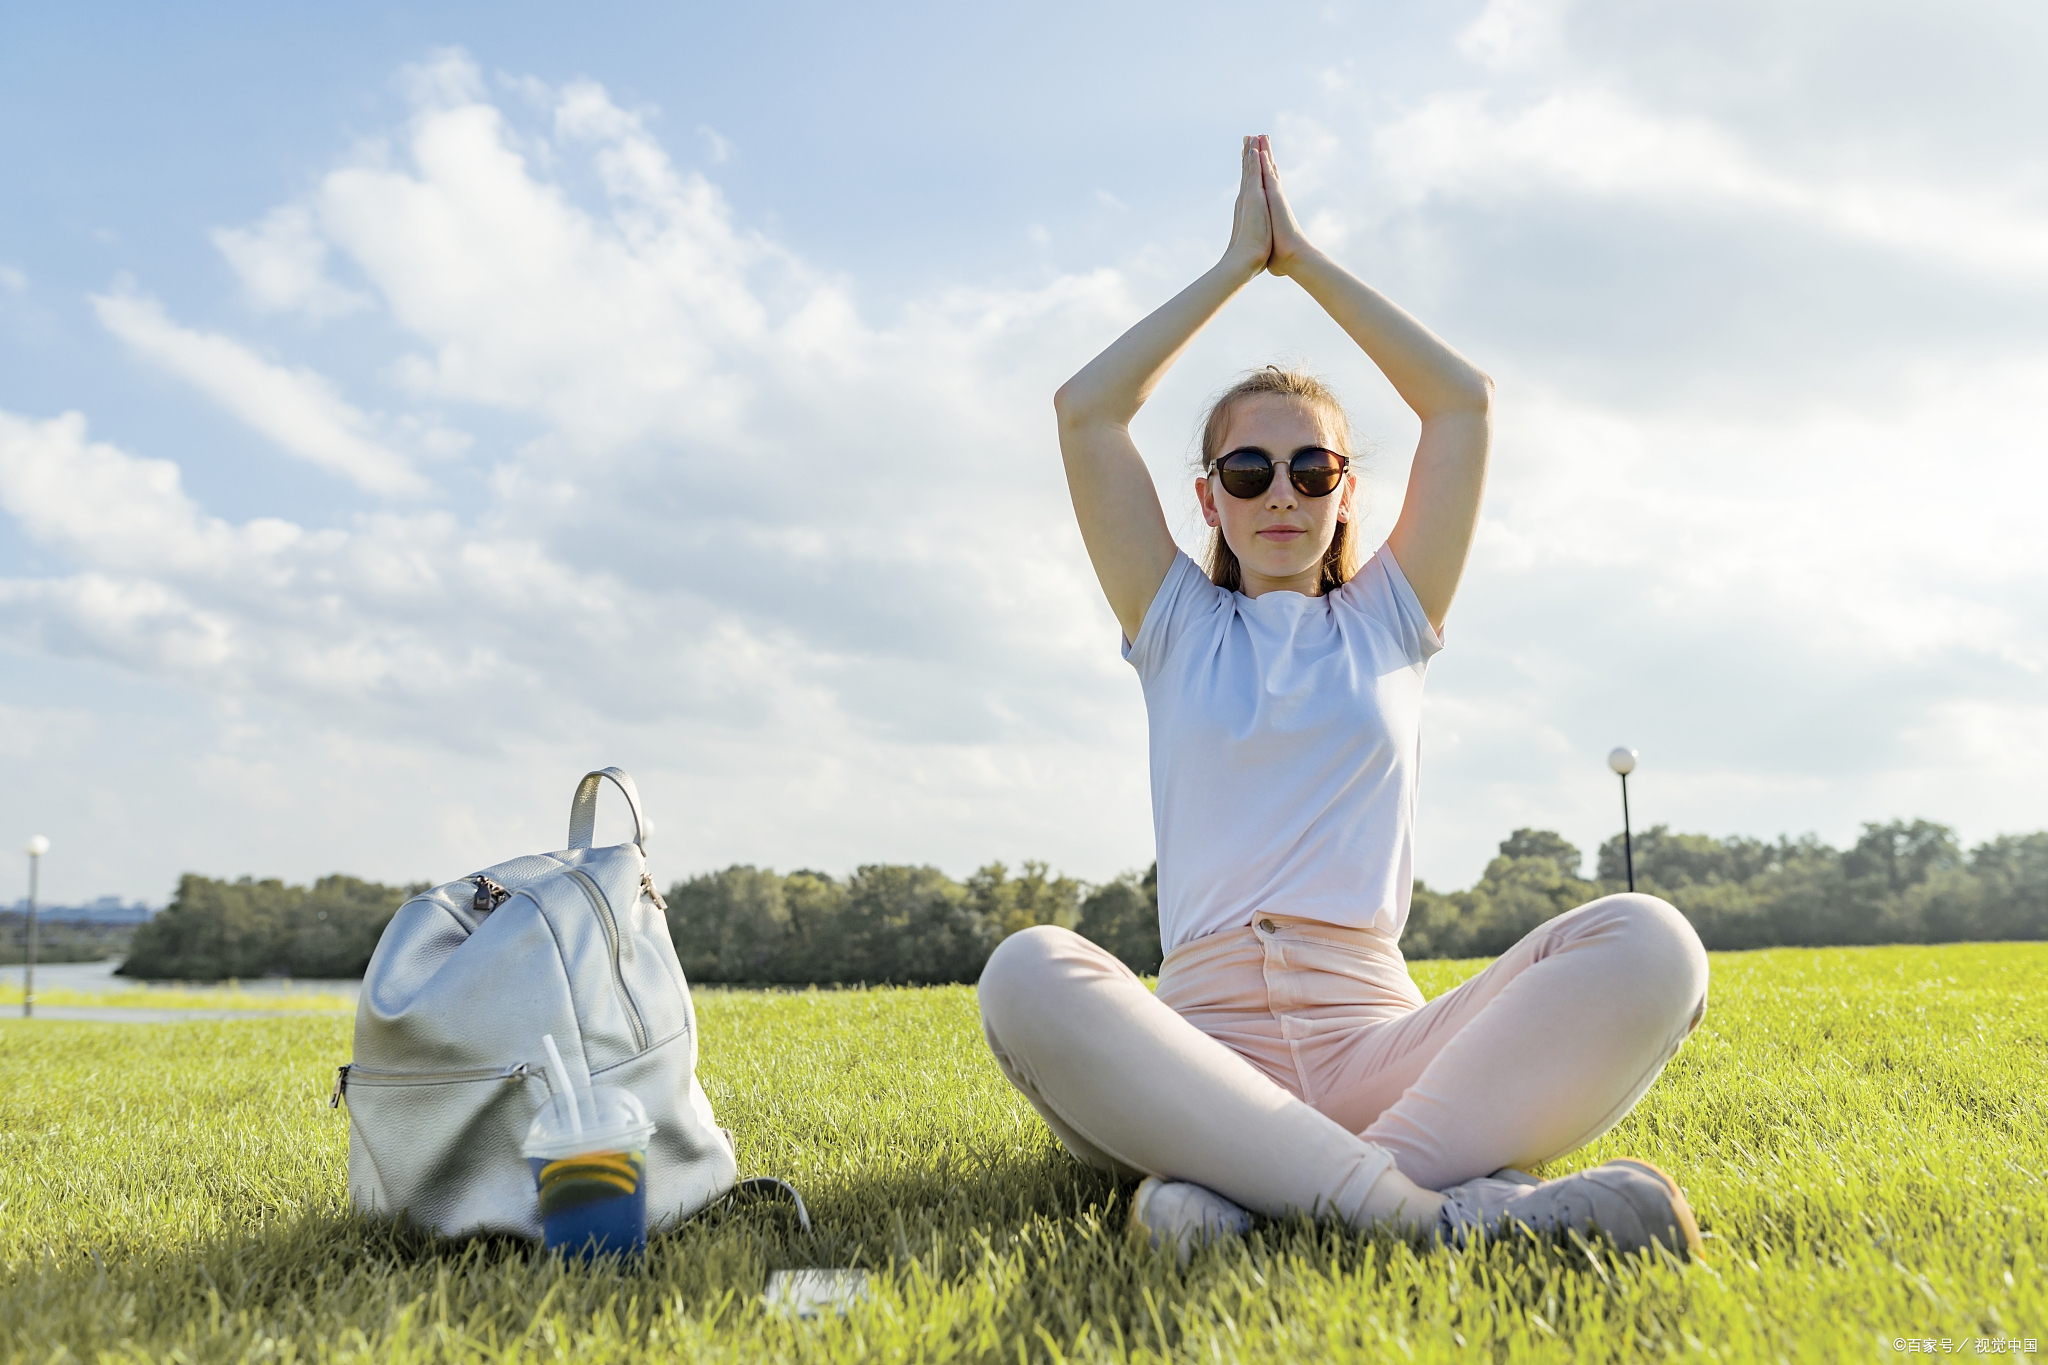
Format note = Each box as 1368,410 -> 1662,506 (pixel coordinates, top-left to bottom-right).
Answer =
1460,368 -> 1495,416
1053,378 -> 1112,433
1052,379 -> 1078,421
1053,376 -> 1098,425
1419,368 -> 1492,423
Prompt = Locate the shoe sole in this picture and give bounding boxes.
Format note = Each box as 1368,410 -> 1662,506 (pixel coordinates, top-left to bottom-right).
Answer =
1602,1158 -> 1704,1260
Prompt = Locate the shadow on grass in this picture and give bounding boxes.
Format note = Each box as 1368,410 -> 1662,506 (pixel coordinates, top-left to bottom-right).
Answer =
7,1152 -> 1701,1362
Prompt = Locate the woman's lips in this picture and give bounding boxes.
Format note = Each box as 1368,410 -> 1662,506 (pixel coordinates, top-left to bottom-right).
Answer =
1256,525 -> 1307,541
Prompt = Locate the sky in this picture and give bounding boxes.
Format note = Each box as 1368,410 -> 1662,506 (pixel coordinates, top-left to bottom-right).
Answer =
2,0 -> 2045,907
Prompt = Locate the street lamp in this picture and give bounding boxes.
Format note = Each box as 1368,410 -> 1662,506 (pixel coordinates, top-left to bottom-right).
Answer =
1606,749 -> 1637,893
23,835 -> 48,1019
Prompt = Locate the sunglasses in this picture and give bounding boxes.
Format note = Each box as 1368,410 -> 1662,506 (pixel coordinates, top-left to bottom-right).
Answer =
1209,445 -> 1351,499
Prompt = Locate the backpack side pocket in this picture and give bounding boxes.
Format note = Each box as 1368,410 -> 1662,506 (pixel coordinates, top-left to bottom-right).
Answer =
340,1063 -> 548,1238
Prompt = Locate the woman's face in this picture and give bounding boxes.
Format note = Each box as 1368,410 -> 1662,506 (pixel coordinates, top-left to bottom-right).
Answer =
1195,394 -> 1356,593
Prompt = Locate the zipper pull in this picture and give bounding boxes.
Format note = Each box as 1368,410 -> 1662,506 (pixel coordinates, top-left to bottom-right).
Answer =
330,1064 -> 350,1109
472,875 -> 510,916
640,872 -> 668,913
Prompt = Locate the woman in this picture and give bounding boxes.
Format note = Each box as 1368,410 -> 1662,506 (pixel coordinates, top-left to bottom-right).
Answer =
978,137 -> 1710,1259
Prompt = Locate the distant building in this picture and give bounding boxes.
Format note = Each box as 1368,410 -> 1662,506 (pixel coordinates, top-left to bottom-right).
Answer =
4,896 -> 157,924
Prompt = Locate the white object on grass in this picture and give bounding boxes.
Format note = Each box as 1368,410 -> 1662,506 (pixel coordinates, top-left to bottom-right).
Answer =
763,1270 -> 870,1317
540,1033 -> 583,1136
1607,747 -> 1638,776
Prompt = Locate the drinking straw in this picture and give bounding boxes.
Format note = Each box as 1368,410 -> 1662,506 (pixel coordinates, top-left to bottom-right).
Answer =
540,1033 -> 584,1137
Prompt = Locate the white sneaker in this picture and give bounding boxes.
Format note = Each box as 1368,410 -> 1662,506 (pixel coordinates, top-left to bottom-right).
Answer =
1128,1176 -> 1252,1264
1437,1159 -> 1704,1260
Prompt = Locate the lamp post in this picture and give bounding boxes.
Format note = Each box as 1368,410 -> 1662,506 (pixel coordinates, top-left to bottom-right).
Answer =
23,835 -> 48,1019
1606,749 -> 1637,893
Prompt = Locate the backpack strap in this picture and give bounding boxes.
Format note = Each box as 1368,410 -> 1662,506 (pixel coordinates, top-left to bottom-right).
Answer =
567,767 -> 649,852
728,1176 -> 812,1233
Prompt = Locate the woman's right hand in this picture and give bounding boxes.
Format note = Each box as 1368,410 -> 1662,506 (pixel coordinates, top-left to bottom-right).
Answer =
1055,136 -> 1280,639
1224,135 -> 1274,277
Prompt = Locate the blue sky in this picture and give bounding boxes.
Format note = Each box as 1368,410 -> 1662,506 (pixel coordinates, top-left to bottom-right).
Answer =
3,0 -> 2046,906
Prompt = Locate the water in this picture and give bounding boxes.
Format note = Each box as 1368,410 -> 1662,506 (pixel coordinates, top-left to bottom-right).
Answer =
0,958 -> 361,1001
10,1006 -> 333,1023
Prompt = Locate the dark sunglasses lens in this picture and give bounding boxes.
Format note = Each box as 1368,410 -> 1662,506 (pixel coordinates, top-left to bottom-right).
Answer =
1290,450 -> 1346,497
1216,451 -> 1274,498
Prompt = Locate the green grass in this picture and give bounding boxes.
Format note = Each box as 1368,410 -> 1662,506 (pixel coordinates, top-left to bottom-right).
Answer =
2,944 -> 2042,1362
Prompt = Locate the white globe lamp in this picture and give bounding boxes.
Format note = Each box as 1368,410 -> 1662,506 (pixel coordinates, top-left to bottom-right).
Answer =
1605,750 -> 1637,891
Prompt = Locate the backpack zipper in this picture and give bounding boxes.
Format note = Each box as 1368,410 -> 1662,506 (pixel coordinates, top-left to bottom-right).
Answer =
331,1061 -> 535,1108
564,867 -> 649,1052
471,875 -> 512,917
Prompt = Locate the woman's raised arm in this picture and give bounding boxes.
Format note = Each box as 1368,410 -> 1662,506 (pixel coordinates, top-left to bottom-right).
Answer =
1256,138 -> 1493,634
1055,138 -> 1274,642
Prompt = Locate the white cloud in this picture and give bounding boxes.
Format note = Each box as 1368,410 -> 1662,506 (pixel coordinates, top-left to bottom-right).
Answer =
0,59 -> 1161,893
0,405 -> 762,729
1457,0 -> 1572,71
1371,88 -> 2048,279
211,205 -> 370,319
697,125 -> 733,165
1409,352 -> 2048,868
397,47 -> 488,110
92,290 -> 435,497
7,27 -> 2048,905
0,700 -> 95,760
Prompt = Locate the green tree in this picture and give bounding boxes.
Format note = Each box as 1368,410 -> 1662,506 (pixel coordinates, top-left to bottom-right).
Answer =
1077,864 -> 1161,974
967,861 -> 1082,937
1962,832 -> 2048,940
1497,829 -> 1584,879
120,874 -> 410,980
287,876 -> 415,977
1843,819 -> 1962,892
121,876 -> 296,980
664,865 -> 797,983
1596,825 -> 1787,888
834,864 -> 995,984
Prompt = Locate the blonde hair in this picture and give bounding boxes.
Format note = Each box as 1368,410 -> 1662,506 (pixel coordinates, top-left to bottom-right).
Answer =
1198,367 -> 1362,594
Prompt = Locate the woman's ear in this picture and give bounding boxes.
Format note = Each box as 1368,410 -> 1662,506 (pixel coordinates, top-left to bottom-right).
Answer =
1195,475 -> 1220,527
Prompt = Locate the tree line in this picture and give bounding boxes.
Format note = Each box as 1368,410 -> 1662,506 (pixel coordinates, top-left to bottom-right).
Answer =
0,915 -> 141,966
1404,819 -> 2047,959
114,875 -> 419,980
113,817 -> 2048,983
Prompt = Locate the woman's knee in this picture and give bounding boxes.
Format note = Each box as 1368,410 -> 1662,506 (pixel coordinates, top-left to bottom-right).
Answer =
978,925 -> 1118,1040
1570,893 -> 1710,1029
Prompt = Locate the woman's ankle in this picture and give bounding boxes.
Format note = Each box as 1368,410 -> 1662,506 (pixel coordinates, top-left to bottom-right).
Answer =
1357,1166 -> 1446,1230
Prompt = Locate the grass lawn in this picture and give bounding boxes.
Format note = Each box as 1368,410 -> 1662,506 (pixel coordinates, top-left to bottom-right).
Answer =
2,943 -> 2042,1362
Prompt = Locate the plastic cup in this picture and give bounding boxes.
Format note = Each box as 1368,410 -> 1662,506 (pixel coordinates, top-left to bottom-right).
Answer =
521,1085 -> 656,1259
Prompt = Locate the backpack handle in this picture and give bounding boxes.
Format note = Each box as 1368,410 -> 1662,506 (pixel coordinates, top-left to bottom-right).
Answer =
567,767 -> 649,852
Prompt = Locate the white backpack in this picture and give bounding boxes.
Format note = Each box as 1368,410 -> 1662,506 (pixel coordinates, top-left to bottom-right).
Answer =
334,767 -> 740,1238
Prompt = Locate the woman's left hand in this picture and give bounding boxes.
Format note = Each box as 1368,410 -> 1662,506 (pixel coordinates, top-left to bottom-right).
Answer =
1255,136 -> 1316,277
1250,133 -> 1493,633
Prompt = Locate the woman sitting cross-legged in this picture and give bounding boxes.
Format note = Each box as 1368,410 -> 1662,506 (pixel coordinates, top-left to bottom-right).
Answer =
978,136 -> 1710,1260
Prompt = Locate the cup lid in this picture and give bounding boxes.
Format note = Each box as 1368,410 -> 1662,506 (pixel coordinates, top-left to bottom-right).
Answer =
522,1084 -> 655,1159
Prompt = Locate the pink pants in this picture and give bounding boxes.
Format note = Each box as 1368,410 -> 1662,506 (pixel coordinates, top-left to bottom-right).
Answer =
978,894 -> 1708,1219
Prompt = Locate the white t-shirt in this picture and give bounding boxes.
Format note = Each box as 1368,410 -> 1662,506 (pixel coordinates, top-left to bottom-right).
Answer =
1123,543 -> 1443,952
